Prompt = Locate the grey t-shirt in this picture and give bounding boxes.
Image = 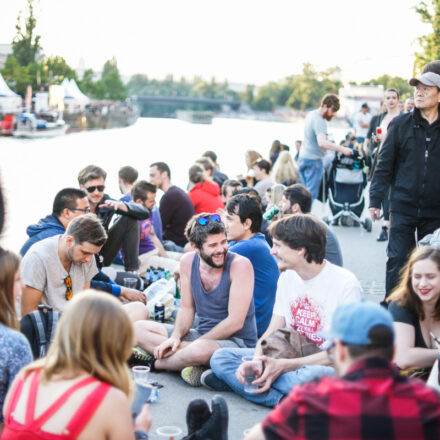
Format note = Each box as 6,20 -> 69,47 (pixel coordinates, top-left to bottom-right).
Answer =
299,110 -> 328,160
21,235 -> 98,312
325,225 -> 343,267
254,176 -> 276,206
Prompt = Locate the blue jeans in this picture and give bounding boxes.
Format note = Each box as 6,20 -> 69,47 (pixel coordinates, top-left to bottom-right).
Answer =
210,348 -> 334,407
298,158 -> 323,201
163,240 -> 184,253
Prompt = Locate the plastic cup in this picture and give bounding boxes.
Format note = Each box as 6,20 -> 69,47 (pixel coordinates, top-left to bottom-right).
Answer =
241,356 -> 263,393
156,426 -> 182,439
123,277 -> 138,289
132,366 -> 150,386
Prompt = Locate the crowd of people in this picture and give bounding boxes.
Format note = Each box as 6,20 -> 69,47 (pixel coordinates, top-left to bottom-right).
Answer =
0,60 -> 440,439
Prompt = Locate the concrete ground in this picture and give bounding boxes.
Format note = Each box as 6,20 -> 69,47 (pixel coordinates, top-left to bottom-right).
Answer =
146,199 -> 388,439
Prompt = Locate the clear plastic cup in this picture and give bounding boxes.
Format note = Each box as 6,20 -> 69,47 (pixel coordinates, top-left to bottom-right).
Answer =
132,365 -> 150,386
156,425 -> 182,439
123,277 -> 138,289
241,356 -> 263,393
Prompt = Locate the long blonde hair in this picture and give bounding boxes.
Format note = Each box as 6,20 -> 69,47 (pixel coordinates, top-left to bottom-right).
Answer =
23,290 -> 134,397
271,151 -> 299,185
0,247 -> 20,330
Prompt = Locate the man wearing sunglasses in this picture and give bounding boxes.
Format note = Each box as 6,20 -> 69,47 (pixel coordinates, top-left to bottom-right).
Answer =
78,165 -> 149,272
133,213 -> 257,386
245,302 -> 440,439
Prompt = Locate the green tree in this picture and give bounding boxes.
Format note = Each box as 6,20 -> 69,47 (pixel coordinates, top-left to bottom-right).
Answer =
100,57 -> 127,100
361,74 -> 413,98
1,55 -> 30,95
12,0 -> 42,66
414,0 -> 440,73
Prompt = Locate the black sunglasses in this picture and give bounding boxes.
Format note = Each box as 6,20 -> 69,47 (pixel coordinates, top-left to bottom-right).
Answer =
196,214 -> 221,226
85,185 -> 105,193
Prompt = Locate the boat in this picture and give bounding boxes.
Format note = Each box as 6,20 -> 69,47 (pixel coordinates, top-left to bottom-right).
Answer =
12,112 -> 69,138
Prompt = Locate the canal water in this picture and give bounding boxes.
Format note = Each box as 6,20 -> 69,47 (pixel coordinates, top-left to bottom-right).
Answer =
0,116 -> 346,252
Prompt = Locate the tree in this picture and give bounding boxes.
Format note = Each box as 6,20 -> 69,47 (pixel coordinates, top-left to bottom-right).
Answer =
12,0 -> 42,66
361,74 -> 413,98
414,0 -> 440,73
100,57 -> 127,100
1,55 -> 30,95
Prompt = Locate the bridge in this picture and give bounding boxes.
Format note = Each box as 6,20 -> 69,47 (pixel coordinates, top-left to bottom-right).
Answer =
131,95 -> 242,111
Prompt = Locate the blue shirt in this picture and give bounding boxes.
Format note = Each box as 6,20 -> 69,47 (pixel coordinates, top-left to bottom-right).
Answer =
229,234 -> 279,336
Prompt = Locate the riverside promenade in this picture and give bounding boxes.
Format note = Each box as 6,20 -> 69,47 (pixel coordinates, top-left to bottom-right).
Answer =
146,200 -> 387,439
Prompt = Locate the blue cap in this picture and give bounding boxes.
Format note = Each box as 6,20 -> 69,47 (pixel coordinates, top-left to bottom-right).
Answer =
326,301 -> 394,346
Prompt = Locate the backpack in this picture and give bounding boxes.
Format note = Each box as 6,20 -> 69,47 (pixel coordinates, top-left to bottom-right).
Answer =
20,305 -> 60,358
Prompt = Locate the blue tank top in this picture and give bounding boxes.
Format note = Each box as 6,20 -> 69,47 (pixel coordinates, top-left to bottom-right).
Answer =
190,252 -> 257,347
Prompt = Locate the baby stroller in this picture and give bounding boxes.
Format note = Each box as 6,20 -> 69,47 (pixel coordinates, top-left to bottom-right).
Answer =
323,151 -> 372,232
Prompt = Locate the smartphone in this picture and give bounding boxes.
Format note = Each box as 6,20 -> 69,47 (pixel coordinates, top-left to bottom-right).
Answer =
131,383 -> 153,417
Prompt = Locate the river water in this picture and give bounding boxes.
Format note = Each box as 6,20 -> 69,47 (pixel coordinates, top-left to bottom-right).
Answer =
0,116 -> 346,252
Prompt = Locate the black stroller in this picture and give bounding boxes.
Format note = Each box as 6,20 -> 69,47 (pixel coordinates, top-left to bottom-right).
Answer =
323,152 -> 372,232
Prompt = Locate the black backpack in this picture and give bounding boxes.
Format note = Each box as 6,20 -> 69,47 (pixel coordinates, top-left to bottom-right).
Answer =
20,305 -> 60,359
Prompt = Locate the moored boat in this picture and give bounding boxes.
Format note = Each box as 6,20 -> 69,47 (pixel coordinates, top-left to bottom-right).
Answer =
12,113 -> 69,138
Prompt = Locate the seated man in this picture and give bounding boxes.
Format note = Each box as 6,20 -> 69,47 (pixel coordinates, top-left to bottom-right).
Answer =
133,213 -> 257,385
206,214 -> 363,407
20,187 -> 145,304
224,194 -> 279,336
246,302 -> 440,439
221,179 -> 243,206
131,180 -> 182,274
280,183 -> 343,266
78,165 -> 149,272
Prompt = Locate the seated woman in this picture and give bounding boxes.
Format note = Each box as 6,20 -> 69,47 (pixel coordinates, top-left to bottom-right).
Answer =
271,150 -> 299,187
2,291 -> 150,439
0,248 -> 33,428
388,246 -> 440,380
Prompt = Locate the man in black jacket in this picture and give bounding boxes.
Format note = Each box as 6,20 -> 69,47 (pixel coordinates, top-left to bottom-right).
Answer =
369,69 -> 440,303
78,165 -> 150,272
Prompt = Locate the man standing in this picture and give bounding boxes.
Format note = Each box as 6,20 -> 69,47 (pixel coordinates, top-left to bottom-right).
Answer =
207,214 -> 362,407
149,162 -> 195,251
133,213 -> 257,385
20,188 -> 89,256
245,301 -> 440,439
279,184 -> 343,266
298,94 -> 352,200
369,70 -> 440,302
354,103 -> 372,144
224,194 -> 279,336
78,165 -> 149,272
21,214 -> 106,314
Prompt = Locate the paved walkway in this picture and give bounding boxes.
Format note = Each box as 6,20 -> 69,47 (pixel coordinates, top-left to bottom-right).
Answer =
147,201 -> 388,439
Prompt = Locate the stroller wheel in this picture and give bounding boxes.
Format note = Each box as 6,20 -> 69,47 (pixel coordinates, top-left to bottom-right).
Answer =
363,218 -> 372,232
322,216 -> 330,225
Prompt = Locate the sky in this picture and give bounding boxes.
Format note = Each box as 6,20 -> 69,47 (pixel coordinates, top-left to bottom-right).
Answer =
0,0 -> 432,85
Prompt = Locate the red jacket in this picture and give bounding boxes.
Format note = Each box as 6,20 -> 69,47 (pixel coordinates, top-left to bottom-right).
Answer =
188,181 -> 224,214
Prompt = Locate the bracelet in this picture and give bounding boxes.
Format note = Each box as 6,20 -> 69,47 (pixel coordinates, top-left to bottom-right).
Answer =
111,284 -> 122,297
134,430 -> 149,439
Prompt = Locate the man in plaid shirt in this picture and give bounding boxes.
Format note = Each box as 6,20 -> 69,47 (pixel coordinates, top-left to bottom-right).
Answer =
245,301 -> 440,439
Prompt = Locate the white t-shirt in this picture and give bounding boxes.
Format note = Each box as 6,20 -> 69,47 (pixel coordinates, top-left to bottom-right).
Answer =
354,111 -> 372,138
272,261 -> 363,348
21,235 -> 98,312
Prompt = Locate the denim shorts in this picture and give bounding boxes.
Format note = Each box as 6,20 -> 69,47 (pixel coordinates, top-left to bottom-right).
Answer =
163,323 -> 248,349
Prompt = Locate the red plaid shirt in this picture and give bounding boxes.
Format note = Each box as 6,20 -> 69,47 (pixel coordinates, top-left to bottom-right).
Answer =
262,357 -> 440,439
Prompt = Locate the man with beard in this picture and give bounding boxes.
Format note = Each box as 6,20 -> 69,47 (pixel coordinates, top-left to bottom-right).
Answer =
205,214 -> 362,407
298,94 -> 352,200
132,213 -> 257,385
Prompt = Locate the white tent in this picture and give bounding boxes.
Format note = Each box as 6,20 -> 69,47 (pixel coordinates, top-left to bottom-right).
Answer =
0,73 -> 22,113
62,78 -> 90,111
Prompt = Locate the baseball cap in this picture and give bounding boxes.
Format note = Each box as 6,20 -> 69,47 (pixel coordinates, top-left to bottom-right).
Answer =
325,301 -> 394,346
409,72 -> 440,88
361,103 -> 369,109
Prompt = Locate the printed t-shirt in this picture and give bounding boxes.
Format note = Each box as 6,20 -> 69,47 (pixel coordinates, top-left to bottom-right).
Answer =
272,262 -> 363,348
139,218 -> 156,255
21,235 -> 98,312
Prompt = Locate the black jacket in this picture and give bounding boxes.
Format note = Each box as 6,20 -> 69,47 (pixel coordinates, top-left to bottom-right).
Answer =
96,194 -> 149,230
369,107 -> 440,218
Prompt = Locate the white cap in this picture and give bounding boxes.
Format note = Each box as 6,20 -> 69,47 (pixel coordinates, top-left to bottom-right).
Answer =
409,71 -> 440,87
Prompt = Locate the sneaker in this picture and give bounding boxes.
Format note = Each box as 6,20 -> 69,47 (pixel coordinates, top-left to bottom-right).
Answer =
181,366 -> 207,387
186,399 -> 211,435
193,395 -> 229,440
127,346 -> 155,369
201,369 -> 232,392
377,226 -> 388,242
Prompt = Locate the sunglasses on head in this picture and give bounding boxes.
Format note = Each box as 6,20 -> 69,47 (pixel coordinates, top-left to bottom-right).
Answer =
85,185 -> 105,193
196,214 -> 221,226
64,275 -> 73,301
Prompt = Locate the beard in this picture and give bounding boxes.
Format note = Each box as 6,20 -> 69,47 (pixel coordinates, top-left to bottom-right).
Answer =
199,248 -> 227,268
323,109 -> 334,121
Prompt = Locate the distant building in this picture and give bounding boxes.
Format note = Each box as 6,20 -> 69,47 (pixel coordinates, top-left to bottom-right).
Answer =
0,44 -> 13,69
338,84 -> 384,119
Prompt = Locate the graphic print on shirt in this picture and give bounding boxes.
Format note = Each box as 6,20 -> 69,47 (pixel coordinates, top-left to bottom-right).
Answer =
289,296 -> 324,346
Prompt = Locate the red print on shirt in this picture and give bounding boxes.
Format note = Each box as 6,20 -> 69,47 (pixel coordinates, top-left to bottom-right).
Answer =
289,297 -> 324,346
